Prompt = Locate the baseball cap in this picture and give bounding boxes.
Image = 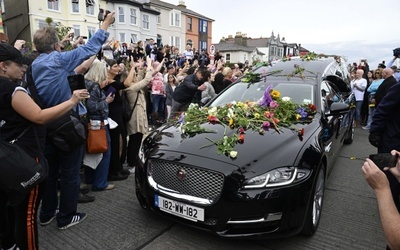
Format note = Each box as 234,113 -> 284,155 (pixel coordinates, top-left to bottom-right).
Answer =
0,43 -> 31,65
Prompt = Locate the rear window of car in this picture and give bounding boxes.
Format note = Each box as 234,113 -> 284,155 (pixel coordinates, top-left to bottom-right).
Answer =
211,81 -> 314,107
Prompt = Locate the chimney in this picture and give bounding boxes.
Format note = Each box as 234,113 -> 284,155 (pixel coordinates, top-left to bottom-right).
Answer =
235,32 -> 242,45
178,0 -> 186,7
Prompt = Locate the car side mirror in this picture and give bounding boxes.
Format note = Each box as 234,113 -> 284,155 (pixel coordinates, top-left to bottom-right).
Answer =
327,102 -> 349,116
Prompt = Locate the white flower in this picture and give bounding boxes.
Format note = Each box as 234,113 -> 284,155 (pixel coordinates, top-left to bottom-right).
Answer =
227,108 -> 234,118
208,107 -> 218,116
282,96 -> 291,102
230,151 -> 238,158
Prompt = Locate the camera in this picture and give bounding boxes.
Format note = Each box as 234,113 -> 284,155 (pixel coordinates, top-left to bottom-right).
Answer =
393,47 -> 400,57
98,8 -> 114,24
369,153 -> 399,169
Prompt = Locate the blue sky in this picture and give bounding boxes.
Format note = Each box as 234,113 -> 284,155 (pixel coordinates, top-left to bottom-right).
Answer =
163,0 -> 400,69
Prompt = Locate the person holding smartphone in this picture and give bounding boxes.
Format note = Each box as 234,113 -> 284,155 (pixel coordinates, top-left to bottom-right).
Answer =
362,150 -> 400,249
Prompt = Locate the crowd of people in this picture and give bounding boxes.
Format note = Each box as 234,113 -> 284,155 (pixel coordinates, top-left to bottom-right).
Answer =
0,9 -> 400,248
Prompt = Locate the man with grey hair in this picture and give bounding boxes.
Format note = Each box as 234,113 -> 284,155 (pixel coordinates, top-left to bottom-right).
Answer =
32,11 -> 115,230
375,68 -> 397,107
350,69 -> 367,127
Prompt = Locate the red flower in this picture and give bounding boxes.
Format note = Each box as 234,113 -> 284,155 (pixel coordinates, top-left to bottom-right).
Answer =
238,134 -> 245,143
298,128 -> 304,137
207,115 -> 218,123
309,104 -> 316,111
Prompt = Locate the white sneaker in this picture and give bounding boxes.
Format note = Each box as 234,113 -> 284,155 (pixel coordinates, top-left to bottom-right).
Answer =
128,167 -> 135,174
362,126 -> 370,130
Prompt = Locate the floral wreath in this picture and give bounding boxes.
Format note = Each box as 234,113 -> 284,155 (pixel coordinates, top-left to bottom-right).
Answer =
176,85 -> 317,159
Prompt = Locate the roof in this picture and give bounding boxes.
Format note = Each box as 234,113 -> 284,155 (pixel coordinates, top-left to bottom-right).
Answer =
107,0 -> 160,15
246,37 -> 269,47
148,0 -> 214,21
215,43 -> 264,55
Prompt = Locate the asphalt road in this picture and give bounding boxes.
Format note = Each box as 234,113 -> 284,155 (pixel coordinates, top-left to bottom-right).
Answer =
38,127 -> 387,249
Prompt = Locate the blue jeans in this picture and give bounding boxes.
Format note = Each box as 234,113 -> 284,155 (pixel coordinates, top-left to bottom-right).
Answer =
151,94 -> 165,119
365,107 -> 375,128
40,144 -> 83,226
85,126 -> 111,190
355,101 -> 363,122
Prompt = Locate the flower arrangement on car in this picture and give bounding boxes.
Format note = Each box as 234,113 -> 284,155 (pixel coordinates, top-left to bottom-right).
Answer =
176,85 -> 317,158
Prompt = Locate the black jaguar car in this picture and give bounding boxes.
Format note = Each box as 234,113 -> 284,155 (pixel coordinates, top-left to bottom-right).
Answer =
135,56 -> 355,239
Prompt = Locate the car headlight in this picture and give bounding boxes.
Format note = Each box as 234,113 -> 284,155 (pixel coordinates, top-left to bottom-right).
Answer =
243,167 -> 298,189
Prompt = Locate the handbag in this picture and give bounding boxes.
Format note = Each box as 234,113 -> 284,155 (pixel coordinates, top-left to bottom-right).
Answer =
0,126 -> 48,206
25,66 -> 87,152
86,121 -> 108,154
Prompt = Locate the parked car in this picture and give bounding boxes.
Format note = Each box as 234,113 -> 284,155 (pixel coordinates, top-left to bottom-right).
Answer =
135,56 -> 355,238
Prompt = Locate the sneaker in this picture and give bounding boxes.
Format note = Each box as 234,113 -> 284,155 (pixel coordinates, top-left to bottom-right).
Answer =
128,166 -> 135,174
40,209 -> 59,226
58,213 -> 87,230
362,126 -> 370,130
108,172 -> 128,181
78,193 -> 96,203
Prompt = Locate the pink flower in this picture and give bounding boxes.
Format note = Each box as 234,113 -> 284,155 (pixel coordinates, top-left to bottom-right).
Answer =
269,101 -> 279,108
239,127 -> 246,134
264,111 -> 274,119
263,121 -> 270,129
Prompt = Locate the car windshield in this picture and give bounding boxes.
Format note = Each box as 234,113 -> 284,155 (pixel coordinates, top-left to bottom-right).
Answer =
210,81 -> 314,107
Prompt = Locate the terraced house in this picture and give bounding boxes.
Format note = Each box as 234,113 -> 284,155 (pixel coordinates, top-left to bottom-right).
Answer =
1,0 -> 213,53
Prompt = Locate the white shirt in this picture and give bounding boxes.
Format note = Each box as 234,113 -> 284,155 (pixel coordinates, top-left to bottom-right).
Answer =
351,78 -> 367,101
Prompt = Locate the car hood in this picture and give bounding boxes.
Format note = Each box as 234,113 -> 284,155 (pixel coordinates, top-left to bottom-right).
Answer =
145,120 -> 320,174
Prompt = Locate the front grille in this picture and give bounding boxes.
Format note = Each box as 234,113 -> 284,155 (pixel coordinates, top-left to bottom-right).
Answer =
149,160 -> 224,203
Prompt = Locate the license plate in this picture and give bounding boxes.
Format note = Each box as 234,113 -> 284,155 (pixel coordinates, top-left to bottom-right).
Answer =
155,195 -> 205,222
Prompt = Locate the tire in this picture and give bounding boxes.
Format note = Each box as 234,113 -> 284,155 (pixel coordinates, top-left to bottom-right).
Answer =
301,166 -> 325,236
344,119 -> 354,145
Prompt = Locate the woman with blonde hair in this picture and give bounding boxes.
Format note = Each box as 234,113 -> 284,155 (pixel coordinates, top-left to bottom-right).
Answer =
362,69 -> 384,130
84,59 -> 115,191
125,56 -> 162,172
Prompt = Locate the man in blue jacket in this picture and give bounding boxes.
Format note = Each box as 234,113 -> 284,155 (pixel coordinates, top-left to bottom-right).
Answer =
32,12 -> 115,230
370,82 -> 400,211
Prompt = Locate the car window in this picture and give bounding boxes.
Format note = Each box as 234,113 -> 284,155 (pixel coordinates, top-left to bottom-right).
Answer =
211,82 -> 314,107
321,81 -> 339,112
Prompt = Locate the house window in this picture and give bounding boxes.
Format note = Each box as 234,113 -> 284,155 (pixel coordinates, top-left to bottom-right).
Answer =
170,36 -> 181,48
170,12 -> 181,27
155,8 -> 161,24
187,17 -> 192,31
38,20 -> 48,30
87,26 -> 96,38
199,20 -> 207,33
142,14 -> 149,29
131,34 -> 138,43
130,8 -> 137,25
72,0 -> 79,13
86,0 -> 95,15
73,25 -> 81,37
226,53 -> 231,63
48,0 -> 60,11
199,41 -> 207,51
118,6 -> 125,23
119,33 -> 126,43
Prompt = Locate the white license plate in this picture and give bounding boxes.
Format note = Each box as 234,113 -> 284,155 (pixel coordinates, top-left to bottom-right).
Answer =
155,195 -> 205,222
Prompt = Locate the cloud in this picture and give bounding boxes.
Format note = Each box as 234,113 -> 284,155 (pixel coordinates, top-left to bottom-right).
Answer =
305,40 -> 399,69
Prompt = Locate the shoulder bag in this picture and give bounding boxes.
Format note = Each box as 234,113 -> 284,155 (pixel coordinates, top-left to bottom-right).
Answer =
25,66 -> 86,152
0,126 -> 48,205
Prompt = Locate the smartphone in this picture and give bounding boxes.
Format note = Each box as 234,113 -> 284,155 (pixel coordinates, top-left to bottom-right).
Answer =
105,86 -> 116,96
369,153 -> 399,168
67,74 -> 85,92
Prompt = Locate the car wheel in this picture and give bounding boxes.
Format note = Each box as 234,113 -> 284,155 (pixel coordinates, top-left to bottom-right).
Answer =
301,166 -> 325,236
344,119 -> 354,144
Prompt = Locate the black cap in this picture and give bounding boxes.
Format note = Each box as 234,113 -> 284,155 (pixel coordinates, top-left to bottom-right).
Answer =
0,42 -> 31,65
